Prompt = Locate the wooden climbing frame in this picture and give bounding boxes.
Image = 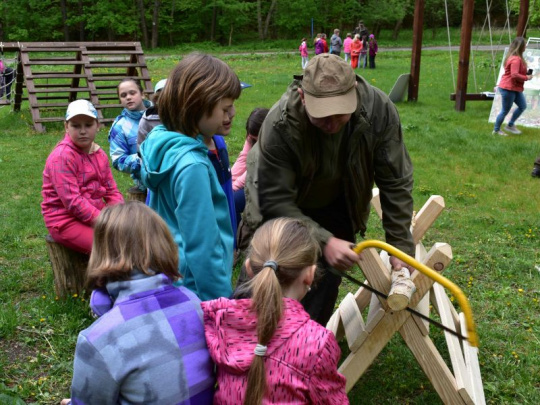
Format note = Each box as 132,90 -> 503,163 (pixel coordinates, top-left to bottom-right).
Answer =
327,191 -> 486,404
0,42 -> 154,132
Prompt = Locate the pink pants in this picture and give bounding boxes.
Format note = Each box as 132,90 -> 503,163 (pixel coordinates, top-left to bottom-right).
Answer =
48,219 -> 93,254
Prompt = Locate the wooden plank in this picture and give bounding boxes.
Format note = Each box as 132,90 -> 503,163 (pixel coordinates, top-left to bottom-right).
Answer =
434,284 -> 473,399
29,88 -> 91,94
399,317 -> 471,404
459,313 -> 486,405
450,93 -> 494,101
339,309 -> 410,392
24,60 -> 85,66
27,74 -> 88,79
339,293 -> 368,352
431,282 -> 460,331
365,292 -> 385,333
413,241 -> 430,333
412,195 -> 445,244
358,248 -> 392,297
409,243 -> 453,308
87,63 -> 147,68
83,50 -> 144,55
370,188 -> 383,219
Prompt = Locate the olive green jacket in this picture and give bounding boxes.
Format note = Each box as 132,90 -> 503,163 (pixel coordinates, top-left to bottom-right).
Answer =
242,75 -> 415,256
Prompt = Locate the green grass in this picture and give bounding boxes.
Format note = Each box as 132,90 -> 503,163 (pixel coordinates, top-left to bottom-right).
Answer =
1,47 -> 539,404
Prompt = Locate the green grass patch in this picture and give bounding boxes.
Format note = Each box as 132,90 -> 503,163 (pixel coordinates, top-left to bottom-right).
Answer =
1,46 -> 539,404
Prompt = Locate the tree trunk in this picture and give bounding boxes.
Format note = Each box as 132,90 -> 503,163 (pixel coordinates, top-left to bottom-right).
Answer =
61,0 -> 70,41
169,0 -> 176,45
392,19 -> 403,40
263,0 -> 278,39
151,0 -> 161,49
210,0 -> 217,41
78,0 -> 85,41
137,0 -> 149,48
257,0 -> 263,39
228,24 -> 233,46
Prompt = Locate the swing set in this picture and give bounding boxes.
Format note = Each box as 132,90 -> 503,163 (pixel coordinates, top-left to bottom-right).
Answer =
407,0 -> 533,111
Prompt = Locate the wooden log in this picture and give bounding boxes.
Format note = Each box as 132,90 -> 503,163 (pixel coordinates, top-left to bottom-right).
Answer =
45,235 -> 89,297
387,267 -> 416,310
127,188 -> 147,203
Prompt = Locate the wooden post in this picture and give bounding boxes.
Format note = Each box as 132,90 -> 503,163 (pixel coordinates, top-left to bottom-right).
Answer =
409,0 -> 424,102
45,235 -> 89,297
516,0 -> 530,38
455,0 -> 475,112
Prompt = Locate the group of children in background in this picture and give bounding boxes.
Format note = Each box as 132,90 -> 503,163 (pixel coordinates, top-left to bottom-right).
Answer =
43,52 -> 347,404
300,30 -> 377,70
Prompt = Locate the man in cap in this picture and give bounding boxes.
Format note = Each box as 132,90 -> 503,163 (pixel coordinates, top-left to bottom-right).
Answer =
239,54 -> 414,326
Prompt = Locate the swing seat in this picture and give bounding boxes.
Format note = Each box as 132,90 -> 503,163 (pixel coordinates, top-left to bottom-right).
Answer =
388,73 -> 410,103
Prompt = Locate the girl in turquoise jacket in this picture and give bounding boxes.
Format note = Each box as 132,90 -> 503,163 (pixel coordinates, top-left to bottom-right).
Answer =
140,53 -> 242,301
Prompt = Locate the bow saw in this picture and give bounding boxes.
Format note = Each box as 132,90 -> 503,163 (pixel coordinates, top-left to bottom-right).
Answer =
333,240 -> 479,347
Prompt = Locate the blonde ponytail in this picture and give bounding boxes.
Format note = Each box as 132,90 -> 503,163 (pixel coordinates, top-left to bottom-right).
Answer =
243,218 -> 320,404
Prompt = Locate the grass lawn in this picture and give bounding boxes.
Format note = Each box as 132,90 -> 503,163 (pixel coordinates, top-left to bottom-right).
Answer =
0,45 -> 539,404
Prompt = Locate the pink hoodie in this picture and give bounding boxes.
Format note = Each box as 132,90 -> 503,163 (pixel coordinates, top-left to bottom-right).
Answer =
202,297 -> 348,404
42,134 -> 124,230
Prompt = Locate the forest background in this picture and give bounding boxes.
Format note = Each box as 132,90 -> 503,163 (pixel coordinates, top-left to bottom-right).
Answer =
1,0 -> 539,48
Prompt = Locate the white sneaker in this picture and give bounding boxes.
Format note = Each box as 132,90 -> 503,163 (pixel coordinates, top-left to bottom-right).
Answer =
504,125 -> 522,134
492,130 -> 507,136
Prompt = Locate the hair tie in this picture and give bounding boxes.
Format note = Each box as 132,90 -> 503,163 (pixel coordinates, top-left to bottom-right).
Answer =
263,260 -> 278,272
254,344 -> 268,357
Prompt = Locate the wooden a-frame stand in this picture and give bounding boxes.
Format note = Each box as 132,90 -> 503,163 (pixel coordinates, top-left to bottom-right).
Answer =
327,191 -> 485,404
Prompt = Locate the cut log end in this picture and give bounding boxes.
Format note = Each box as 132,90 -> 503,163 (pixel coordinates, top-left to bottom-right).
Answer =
387,268 -> 416,310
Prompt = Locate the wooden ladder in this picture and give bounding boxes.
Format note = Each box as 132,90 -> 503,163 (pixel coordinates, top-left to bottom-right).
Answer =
16,42 -> 153,132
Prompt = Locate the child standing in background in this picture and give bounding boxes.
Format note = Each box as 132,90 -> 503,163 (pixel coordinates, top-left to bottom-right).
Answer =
41,100 -> 124,254
359,35 -> 368,68
368,34 -> 378,69
350,34 -> 362,69
108,78 -> 151,192
202,217 -> 348,404
140,52 -> 241,301
61,202 -> 214,405
343,33 -> 352,62
299,38 -> 309,69
231,107 -> 269,228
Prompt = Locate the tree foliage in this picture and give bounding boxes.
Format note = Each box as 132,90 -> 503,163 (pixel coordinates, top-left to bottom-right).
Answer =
0,0 -> 528,45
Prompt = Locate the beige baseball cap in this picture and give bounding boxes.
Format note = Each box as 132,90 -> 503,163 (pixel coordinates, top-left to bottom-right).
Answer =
301,54 -> 357,118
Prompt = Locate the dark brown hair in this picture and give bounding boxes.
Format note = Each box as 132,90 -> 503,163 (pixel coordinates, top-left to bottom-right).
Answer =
243,218 -> 320,404
86,202 -> 180,288
158,53 -> 241,137
245,107 -> 269,145
116,78 -> 143,98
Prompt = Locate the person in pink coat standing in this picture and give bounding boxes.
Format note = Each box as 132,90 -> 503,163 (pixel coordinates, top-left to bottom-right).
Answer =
202,217 -> 348,404
42,100 -> 124,254
299,38 -> 309,69
343,33 -> 353,62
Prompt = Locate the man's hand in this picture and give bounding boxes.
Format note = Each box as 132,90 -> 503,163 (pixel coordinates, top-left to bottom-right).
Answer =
323,236 -> 362,271
389,255 -> 415,273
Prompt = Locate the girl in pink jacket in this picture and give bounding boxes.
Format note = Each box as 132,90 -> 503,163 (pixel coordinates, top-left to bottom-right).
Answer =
231,107 -> 269,228
202,217 -> 348,404
42,100 -> 124,254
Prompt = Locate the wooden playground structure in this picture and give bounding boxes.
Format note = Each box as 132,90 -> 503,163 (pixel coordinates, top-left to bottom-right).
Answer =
0,41 -> 154,132
328,190 -> 485,404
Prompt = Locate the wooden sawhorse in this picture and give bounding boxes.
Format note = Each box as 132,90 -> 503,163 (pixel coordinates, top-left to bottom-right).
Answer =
327,192 -> 485,404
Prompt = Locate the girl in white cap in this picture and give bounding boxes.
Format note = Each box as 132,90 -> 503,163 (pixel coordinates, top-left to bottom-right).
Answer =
41,100 -> 124,254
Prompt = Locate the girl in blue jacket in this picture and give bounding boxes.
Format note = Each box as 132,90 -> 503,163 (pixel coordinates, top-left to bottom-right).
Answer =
108,78 -> 152,192
140,53 -> 241,301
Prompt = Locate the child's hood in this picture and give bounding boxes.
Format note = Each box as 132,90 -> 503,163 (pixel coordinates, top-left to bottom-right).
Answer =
201,297 -> 311,373
140,125 -> 207,189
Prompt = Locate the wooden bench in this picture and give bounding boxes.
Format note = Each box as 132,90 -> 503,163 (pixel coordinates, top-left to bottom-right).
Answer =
45,234 -> 89,297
